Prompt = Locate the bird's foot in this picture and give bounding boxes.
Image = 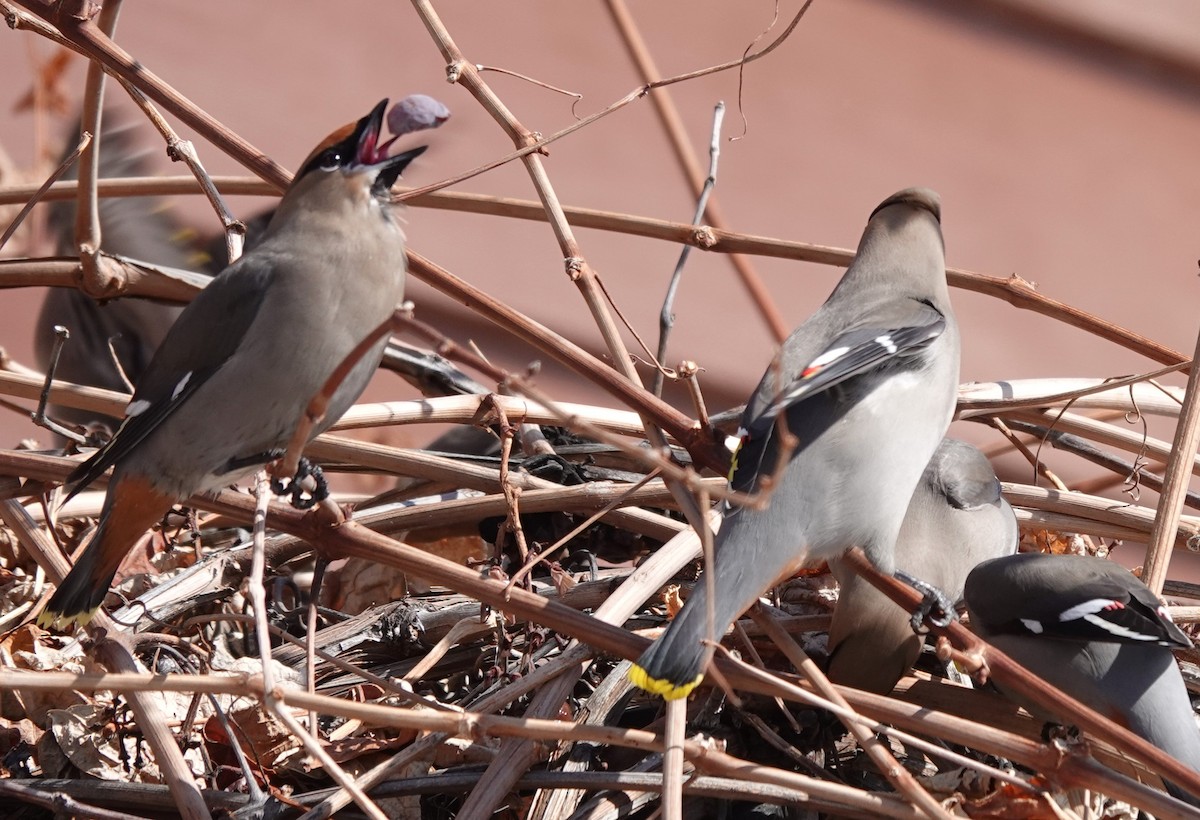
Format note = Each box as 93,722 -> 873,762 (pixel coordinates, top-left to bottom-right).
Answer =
270,457 -> 330,510
894,569 -> 957,632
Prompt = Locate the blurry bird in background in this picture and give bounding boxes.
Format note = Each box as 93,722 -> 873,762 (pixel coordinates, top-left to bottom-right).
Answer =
35,108 -> 235,436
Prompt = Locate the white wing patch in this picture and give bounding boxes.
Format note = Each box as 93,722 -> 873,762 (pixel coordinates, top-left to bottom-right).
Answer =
171,371 -> 193,400
806,346 -> 850,370
1060,597 -> 1156,641
126,399 -> 151,417
727,430 -> 747,452
1083,613 -> 1156,641
1058,598 -> 1112,623
1020,618 -> 1044,634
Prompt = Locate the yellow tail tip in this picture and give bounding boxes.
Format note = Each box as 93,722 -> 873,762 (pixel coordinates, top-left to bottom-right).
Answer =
36,607 -> 96,632
627,664 -> 704,701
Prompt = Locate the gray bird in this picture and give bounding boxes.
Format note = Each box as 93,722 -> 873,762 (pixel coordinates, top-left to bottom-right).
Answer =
38,99 -> 425,630
37,111 -> 211,433
826,437 -> 1018,694
965,553 -> 1200,806
630,188 -> 960,700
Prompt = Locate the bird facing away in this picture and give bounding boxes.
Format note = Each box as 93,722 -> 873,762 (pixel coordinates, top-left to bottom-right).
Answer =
965,553 -> 1200,806
629,187 -> 960,700
38,99 -> 425,630
826,437 -> 1018,694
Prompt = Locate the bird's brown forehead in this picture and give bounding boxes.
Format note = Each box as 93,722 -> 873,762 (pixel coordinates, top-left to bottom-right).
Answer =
297,121 -> 357,173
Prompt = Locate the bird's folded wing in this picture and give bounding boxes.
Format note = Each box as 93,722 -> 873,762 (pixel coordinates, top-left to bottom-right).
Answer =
1016,583 -> 1191,648
758,309 -> 947,429
726,300 -> 947,497
65,265 -> 271,496
934,448 -> 1005,511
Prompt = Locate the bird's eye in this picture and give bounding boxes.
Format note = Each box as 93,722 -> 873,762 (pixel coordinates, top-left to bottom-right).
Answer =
319,151 -> 341,170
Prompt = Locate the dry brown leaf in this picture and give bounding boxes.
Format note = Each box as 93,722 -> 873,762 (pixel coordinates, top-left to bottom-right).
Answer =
47,703 -> 127,781
959,782 -> 1064,819
203,704 -> 299,781
2,626 -> 89,723
663,583 -> 684,618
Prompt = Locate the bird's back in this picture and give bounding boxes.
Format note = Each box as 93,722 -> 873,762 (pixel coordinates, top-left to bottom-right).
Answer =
706,197 -> 959,642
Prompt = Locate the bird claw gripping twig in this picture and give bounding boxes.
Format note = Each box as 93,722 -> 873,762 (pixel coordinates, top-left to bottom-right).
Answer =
894,569 -> 957,632
270,457 -> 329,510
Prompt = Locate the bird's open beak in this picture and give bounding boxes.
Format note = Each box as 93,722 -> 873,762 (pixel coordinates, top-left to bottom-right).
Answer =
354,99 -> 426,190
354,100 -> 389,166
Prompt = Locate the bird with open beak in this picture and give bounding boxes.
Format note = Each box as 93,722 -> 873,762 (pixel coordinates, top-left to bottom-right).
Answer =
39,99 -> 428,630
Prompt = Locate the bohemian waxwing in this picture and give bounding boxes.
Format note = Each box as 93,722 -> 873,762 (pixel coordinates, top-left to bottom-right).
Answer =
629,187 -> 960,699
37,111 -> 209,434
38,97 -> 448,438
38,99 -> 425,630
965,552 -> 1200,806
826,437 -> 1018,693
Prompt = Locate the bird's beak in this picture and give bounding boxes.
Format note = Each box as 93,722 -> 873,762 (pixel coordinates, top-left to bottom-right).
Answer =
354,99 -> 427,191
353,100 -> 390,166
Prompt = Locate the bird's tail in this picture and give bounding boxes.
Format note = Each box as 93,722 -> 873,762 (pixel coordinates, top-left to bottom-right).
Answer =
628,600 -> 712,700
38,474 -> 173,631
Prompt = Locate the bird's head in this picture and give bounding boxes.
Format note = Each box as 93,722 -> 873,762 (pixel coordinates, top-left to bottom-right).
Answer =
293,99 -> 427,202
869,187 -> 941,224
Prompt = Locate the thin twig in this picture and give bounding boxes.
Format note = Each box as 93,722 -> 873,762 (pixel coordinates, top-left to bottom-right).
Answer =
654,101 -> 725,398
114,81 -> 245,262
0,174 -> 1187,372
1144,320 -> 1200,592
606,0 -> 792,343
0,130 -> 90,251
396,0 -> 812,205
31,325 -> 86,443
663,698 -> 685,820
487,395 -> 532,581
247,473 -> 385,820
504,467 -> 664,593
748,605 -> 953,819
0,778 -> 145,820
71,0 -> 121,298
986,416 -> 1068,489
473,63 -> 583,104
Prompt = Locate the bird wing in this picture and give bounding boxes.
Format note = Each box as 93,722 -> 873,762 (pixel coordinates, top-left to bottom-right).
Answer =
967,556 -> 1189,646
1017,572 -> 1192,649
753,305 -> 946,436
65,260 -> 272,496
728,299 -> 947,495
931,440 -> 1004,511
